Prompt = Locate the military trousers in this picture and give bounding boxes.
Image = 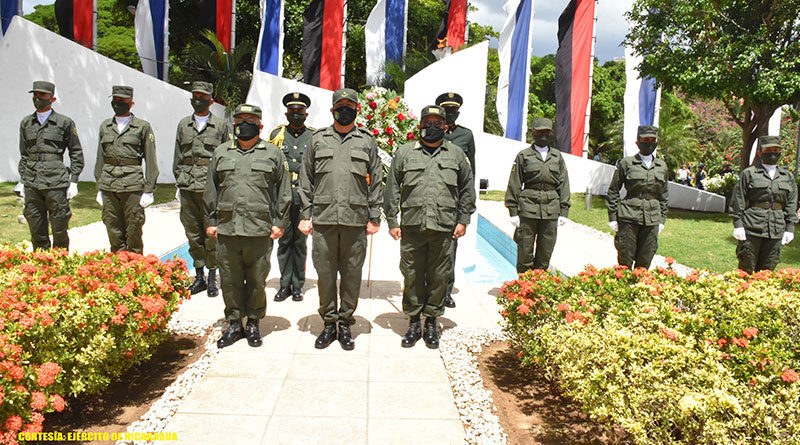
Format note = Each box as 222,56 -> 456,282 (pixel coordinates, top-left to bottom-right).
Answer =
23,186 -> 71,250
217,234 -> 272,321
277,201 -> 307,289
614,221 -> 659,269
514,217 -> 558,273
101,191 -> 145,254
400,228 -> 453,318
736,235 -> 782,274
179,190 -> 217,269
445,239 -> 458,297
312,224 -> 367,326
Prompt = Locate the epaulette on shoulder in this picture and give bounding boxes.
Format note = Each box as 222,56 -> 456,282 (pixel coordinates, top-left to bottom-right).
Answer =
358,127 -> 375,137
270,125 -> 286,136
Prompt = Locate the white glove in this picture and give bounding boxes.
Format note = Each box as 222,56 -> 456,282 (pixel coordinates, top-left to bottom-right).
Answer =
139,192 -> 154,208
558,216 -> 568,226
13,182 -> 24,198
510,216 -> 520,227
66,182 -> 79,200
658,224 -> 664,234
175,189 -> 181,201
733,227 -> 746,241
95,191 -> 104,206
782,231 -> 794,245
608,221 -> 618,232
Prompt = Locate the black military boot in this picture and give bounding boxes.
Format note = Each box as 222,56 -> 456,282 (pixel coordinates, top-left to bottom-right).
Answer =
206,269 -> 219,297
315,323 -> 337,349
337,322 -> 355,351
217,319 -> 243,349
444,294 -> 456,308
188,268 -> 207,295
291,286 -> 304,302
423,317 -> 440,349
401,317 -> 422,348
244,318 -> 262,347
274,286 -> 292,302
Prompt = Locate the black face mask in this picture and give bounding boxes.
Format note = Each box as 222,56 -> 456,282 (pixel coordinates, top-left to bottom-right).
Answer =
234,122 -> 260,141
287,112 -> 307,128
33,97 -> 51,111
444,109 -> 459,125
420,125 -> 445,143
191,98 -> 211,114
111,100 -> 131,116
332,107 -> 357,126
533,135 -> 550,147
638,142 -> 658,156
762,151 -> 782,165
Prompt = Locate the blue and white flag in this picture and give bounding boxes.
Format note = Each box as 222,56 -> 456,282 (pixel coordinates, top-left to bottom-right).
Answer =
496,0 -> 535,142
365,0 -> 408,85
0,0 -> 21,41
254,0 -> 283,76
134,0 -> 169,81
623,45 -> 662,157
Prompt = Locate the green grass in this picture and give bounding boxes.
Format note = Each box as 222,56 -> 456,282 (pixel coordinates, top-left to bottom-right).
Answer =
0,182 -> 177,246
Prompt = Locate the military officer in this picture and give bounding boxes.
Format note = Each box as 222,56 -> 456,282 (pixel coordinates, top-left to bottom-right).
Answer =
504,118 -> 570,272
204,104 -> 292,349
384,105 -> 476,349
173,81 -> 232,297
269,92 -> 314,303
18,81 -> 84,250
435,92 -> 475,309
605,125 -> 669,269
94,85 -> 158,254
729,136 -> 798,273
298,88 -> 383,351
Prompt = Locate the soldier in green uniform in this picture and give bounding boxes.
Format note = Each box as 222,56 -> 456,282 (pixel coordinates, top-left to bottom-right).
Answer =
298,88 -> 383,351
504,118 -> 570,272
94,85 -> 158,254
605,126 -> 669,269
729,135 -> 798,273
269,92 -> 314,303
18,81 -> 84,250
435,92 -> 475,309
204,104 -> 292,349
173,81 -> 232,297
384,105 -> 476,349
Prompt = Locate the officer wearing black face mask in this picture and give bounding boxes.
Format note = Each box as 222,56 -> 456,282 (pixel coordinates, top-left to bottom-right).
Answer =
269,92 -> 315,303
173,81 -> 232,297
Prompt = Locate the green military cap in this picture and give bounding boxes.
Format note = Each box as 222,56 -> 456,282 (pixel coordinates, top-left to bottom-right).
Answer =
332,88 -> 359,105
233,103 -> 262,119
420,105 -> 445,120
29,81 -> 55,94
637,125 -> 659,139
191,81 -> 214,95
759,135 -> 782,149
435,92 -> 463,107
532,118 -> 553,131
283,92 -> 311,108
111,85 -> 134,98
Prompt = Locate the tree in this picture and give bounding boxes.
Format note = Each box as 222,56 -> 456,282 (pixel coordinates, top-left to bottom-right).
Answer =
626,0 -> 800,170
183,30 -> 254,110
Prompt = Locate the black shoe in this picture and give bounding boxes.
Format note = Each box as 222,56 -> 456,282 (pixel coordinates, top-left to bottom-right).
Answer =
216,320 -> 243,349
291,287 -> 304,302
274,286 -> 292,302
423,317 -> 439,349
337,322 -> 355,350
444,294 -> 456,308
401,318 -> 422,348
206,270 -> 219,297
188,275 -> 207,295
245,318 -> 262,347
315,323 -> 337,349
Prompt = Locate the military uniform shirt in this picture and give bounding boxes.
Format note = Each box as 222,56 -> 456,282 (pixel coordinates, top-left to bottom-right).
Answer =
606,154 -> 669,226
505,145 -> 570,220
173,113 -> 232,192
729,164 -> 798,239
19,110 -> 84,189
94,115 -> 158,193
269,125 -> 314,204
444,124 -> 476,176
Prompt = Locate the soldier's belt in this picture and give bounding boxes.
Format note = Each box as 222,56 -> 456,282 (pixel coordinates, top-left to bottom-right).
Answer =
747,201 -> 784,210
183,156 -> 211,166
27,153 -> 62,161
105,157 -> 141,166
626,193 -> 660,200
523,183 -> 557,191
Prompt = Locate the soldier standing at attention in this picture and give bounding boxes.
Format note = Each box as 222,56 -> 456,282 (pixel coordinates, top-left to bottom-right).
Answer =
204,104 -> 292,349
504,118 -> 570,272
269,92 -> 314,303
606,125 -> 669,269
298,88 -> 383,351
384,105 -> 475,349
730,136 -> 797,273
173,81 -> 232,297
435,92 -> 475,309
18,81 -> 84,250
95,85 -> 158,254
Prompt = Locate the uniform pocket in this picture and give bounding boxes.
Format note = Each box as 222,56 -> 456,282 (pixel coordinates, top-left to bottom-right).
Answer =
438,159 -> 459,186
350,150 -> 370,177
315,148 -> 335,173
216,159 -> 236,184
250,160 -> 274,189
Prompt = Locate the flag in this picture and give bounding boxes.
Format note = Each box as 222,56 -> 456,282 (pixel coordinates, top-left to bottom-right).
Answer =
302,0 -> 345,90
254,0 -> 283,76
434,0 -> 468,51
365,0 -> 408,85
555,0 -> 596,157
0,0 -> 21,40
54,0 -> 95,49
495,0 -> 534,142
623,45 -> 661,157
216,0 -> 233,51
134,0 -> 169,81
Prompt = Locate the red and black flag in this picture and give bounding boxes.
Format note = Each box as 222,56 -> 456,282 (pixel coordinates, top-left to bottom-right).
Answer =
434,0 -> 468,51
54,0 -> 94,49
555,0 -> 596,157
302,0 -> 345,90
197,0 -> 234,51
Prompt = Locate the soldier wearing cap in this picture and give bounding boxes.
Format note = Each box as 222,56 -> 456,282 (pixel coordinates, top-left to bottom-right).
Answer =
269,92 -> 314,303
94,85 -> 158,254
504,118 -> 570,272
606,125 -> 669,269
298,88 -> 383,351
384,105 -> 475,349
204,104 -> 292,349
729,135 -> 798,273
173,81 -> 232,297
435,92 -> 475,309
18,81 -> 85,250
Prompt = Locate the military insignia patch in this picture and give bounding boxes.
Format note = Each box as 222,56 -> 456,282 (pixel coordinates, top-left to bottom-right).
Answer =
293,93 -> 299,98
448,93 -> 454,98
511,161 -> 516,171
72,127 -> 78,135
283,160 -> 290,171
149,133 -> 155,142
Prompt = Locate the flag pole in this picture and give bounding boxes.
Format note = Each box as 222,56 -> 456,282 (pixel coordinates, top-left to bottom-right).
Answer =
92,0 -> 97,51
581,0 -> 598,158
231,0 -> 236,52
164,0 -> 170,82
341,0 -> 348,88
